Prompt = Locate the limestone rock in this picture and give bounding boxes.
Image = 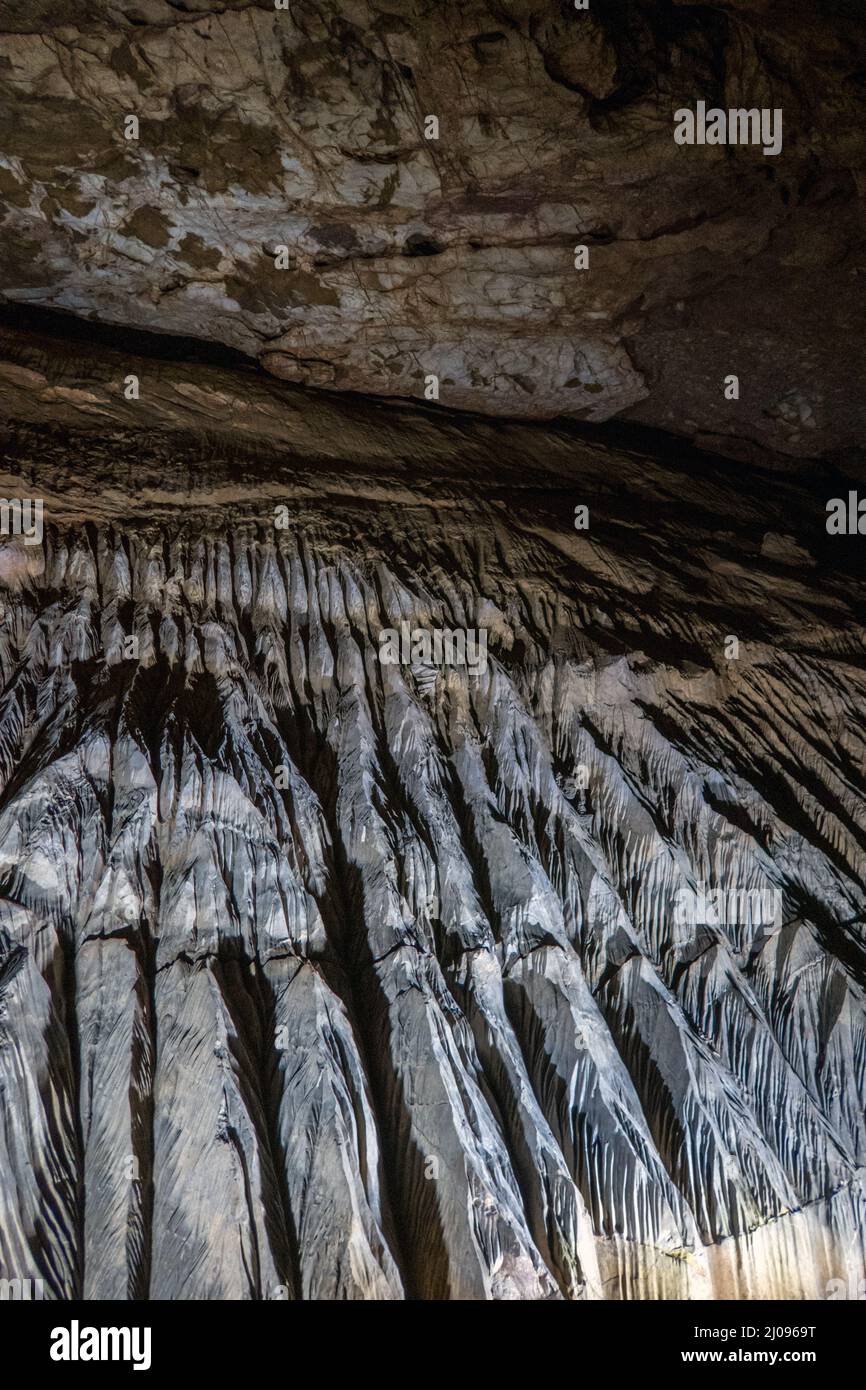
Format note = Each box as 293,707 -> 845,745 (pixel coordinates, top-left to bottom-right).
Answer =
0,1 -> 864,456
0,325 -> 864,1299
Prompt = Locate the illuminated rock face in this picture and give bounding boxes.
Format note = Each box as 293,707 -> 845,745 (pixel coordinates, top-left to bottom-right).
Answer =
0,0 -> 864,1306
0,0 -> 865,457
0,352 -> 864,1299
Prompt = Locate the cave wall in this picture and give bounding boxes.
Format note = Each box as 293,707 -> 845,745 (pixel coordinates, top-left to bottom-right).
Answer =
0,0 -> 864,457
1,2 -> 865,1304
1,338 -> 865,1297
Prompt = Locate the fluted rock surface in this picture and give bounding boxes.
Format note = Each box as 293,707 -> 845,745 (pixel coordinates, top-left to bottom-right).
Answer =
0,346 -> 864,1298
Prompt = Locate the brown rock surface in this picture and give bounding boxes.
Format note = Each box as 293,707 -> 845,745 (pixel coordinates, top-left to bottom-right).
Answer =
1,2 -> 865,1307
0,0 -> 864,457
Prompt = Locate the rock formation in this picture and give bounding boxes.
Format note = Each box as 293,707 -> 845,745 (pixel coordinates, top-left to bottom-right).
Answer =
0,2 -> 864,1303
0,0 -> 865,458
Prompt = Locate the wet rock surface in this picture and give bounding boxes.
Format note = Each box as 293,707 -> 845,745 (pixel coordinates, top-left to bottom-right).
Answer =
1,2 -> 865,1305
1,324 -> 865,1299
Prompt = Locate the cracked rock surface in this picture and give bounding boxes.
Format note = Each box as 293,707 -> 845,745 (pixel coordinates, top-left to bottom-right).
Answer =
0,0 -> 865,458
1,326 -> 865,1299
